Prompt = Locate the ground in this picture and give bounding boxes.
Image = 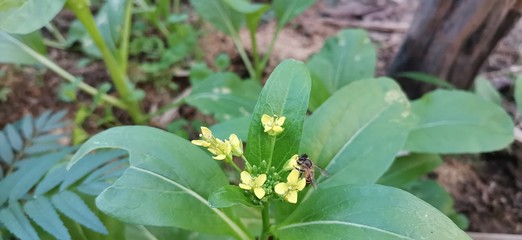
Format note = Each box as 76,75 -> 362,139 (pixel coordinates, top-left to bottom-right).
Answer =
0,0 -> 521,234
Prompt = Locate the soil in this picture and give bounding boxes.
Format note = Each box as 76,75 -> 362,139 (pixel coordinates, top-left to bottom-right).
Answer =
0,0 -> 521,234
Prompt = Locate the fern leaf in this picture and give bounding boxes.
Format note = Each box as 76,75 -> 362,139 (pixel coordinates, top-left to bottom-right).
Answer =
34,110 -> 52,130
51,191 -> 108,234
0,202 -> 39,240
34,163 -> 67,196
24,197 -> 70,240
0,132 -> 13,164
5,125 -> 22,151
21,115 -> 33,139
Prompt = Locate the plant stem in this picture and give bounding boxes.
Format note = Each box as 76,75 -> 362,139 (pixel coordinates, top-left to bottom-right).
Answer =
45,23 -> 67,44
260,202 -> 271,240
230,161 -> 241,172
0,31 -> 127,109
267,136 -> 276,168
250,29 -> 262,81
258,24 -> 283,77
119,0 -> 133,73
66,0 -> 145,124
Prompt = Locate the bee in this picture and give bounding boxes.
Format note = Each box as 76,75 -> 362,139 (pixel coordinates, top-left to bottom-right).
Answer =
296,154 -> 329,189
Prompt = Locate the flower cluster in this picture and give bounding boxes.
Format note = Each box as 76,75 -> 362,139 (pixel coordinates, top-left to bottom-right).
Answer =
191,127 -> 243,162
239,171 -> 267,199
275,169 -> 306,204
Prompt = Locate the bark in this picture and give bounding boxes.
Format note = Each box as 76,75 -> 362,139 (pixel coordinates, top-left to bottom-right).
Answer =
387,0 -> 522,99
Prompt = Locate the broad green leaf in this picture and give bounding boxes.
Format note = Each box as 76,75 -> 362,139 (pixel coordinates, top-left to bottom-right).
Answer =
397,72 -> 455,89
0,202 -> 38,240
190,62 -> 213,86
274,184 -> 470,239
210,116 -> 251,140
0,31 -> 45,65
300,78 -> 414,187
223,0 -> 269,35
404,180 -> 454,216
190,0 -> 243,35
273,0 -> 314,26
186,73 -> 261,121
24,197 -> 70,240
516,75 -> 522,115
209,185 -> 257,208
307,29 -> 376,110
125,225 -> 233,240
5,124 -> 22,151
404,90 -> 514,153
474,76 -> 502,106
245,59 -> 311,169
69,126 -> 251,239
21,114 -> 33,139
378,154 -> 442,188
0,0 -> 65,34
0,132 -> 13,164
51,191 -> 108,234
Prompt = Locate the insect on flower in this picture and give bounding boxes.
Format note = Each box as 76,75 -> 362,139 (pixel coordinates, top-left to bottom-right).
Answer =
295,154 -> 329,189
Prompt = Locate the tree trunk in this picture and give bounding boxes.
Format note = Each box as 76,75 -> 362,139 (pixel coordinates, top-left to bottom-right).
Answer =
387,0 -> 522,99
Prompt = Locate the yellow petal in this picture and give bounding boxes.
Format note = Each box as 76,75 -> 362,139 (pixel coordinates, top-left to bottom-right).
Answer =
240,171 -> 253,185
284,154 -> 298,171
239,183 -> 252,190
272,126 -> 283,134
261,114 -> 272,125
285,191 -> 298,204
255,174 -> 267,186
287,169 -> 300,183
276,116 -> 286,126
254,187 -> 265,199
207,148 -> 219,155
274,183 -> 288,195
213,155 -> 226,160
263,126 -> 272,132
201,127 -> 213,139
296,178 -> 307,191
229,134 -> 240,146
191,140 -> 210,147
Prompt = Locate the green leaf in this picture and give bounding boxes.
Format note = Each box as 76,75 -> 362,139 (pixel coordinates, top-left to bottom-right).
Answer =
474,76 -> 502,106
186,73 -> 261,122
0,31 -> 45,65
35,110 -> 52,130
273,0 -> 314,26
190,0 -> 243,35
300,78 -> 414,187
274,184 -> 470,239
215,53 -> 231,71
34,163 -> 67,195
0,132 -> 13,164
397,72 -> 456,89
0,0 -> 66,34
209,185 -> 257,208
21,114 -> 33,139
9,149 -> 70,200
24,197 -> 70,240
42,110 -> 67,132
404,90 -> 514,153
51,191 -> 108,234
404,180 -> 454,216
307,29 -> 376,110
210,116 -> 251,141
245,59 -> 311,169
516,75 -> 522,115
378,154 -> 442,188
5,124 -> 22,151
0,202 -> 39,240
190,62 -> 213,86
69,126 -> 251,239
223,0 -> 269,35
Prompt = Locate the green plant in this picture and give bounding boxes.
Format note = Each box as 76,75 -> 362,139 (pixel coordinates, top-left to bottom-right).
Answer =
191,0 -> 315,82
0,0 -> 147,123
0,110 -> 128,239
70,60 -> 477,239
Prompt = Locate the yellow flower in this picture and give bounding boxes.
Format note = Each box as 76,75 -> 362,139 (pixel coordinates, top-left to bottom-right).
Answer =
207,139 -> 232,161
274,169 -> 306,204
239,171 -> 267,199
191,127 -> 214,147
229,134 -> 243,156
261,114 -> 286,136
283,154 -> 299,171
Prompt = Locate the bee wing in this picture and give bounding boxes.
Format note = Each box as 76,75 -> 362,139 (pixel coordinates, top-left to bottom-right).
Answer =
315,165 -> 329,177
311,177 -> 318,189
